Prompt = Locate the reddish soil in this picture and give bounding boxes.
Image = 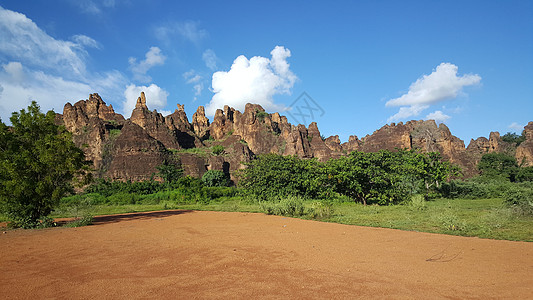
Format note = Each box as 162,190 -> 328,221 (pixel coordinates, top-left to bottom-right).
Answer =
1,210 -> 532,299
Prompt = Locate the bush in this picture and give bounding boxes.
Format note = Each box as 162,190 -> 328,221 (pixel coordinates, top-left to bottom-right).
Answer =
503,185 -> 533,216
211,145 -> 225,155
202,170 -> 230,187
260,196 -> 306,217
239,154 -> 330,200
308,201 -> 334,219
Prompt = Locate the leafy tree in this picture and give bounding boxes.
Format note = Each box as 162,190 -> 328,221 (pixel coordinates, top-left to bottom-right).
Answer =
238,154 -> 329,200
0,102 -> 88,228
478,152 -> 518,181
156,163 -> 183,184
501,131 -> 526,146
516,166 -> 533,182
325,150 -> 409,205
202,170 -> 230,187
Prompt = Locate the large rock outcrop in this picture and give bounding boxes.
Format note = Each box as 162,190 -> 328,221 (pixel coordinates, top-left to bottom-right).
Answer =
516,122 -> 533,166
60,92 -> 533,181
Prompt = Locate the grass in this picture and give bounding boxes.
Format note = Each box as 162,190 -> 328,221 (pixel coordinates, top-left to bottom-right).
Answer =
4,196 -> 532,242
325,197 -> 532,241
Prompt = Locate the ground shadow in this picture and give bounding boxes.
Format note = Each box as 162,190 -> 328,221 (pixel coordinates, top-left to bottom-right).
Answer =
86,210 -> 193,226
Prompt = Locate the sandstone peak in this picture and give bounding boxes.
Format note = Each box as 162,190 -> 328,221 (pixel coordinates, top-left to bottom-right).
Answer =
135,92 -> 147,109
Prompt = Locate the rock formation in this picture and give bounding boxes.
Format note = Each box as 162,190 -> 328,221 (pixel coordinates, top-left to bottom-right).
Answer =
516,122 -> 533,166
59,92 -> 533,182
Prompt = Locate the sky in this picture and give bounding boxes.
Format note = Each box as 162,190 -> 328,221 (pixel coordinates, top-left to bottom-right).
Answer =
0,0 -> 532,144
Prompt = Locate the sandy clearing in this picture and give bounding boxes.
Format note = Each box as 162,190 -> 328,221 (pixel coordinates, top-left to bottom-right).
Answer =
1,210 -> 532,299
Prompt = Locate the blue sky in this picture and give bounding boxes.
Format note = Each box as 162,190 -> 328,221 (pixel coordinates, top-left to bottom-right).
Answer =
0,0 -> 532,144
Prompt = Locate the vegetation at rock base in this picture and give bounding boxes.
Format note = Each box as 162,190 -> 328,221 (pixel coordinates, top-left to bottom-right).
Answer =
202,170 -> 230,187
0,102 -> 89,228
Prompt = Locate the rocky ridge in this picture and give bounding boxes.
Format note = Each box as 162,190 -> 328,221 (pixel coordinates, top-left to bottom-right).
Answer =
59,93 -> 533,182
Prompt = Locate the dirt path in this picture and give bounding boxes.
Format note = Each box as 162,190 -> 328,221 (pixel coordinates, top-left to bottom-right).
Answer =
1,210 -> 532,299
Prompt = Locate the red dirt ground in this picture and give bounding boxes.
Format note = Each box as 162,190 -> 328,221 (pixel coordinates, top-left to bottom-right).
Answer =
1,210 -> 532,299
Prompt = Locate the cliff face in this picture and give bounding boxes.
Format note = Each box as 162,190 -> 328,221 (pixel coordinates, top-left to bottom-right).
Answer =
516,122 -> 533,166
60,92 -> 533,181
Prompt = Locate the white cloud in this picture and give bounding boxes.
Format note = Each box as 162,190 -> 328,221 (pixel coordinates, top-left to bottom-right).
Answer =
154,21 -> 207,45
0,6 -> 128,122
72,34 -> 100,49
0,6 -> 88,76
66,0 -> 118,15
183,70 -> 204,101
202,49 -> 217,70
0,61 -> 92,122
387,105 -> 429,123
205,46 -> 297,116
508,122 -> 524,132
425,110 -> 451,123
128,47 -> 166,83
386,63 -> 481,122
123,84 -> 169,117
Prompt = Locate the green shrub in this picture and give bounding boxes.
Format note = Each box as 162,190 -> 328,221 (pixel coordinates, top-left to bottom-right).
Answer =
256,111 -> 269,122
202,170 -> 230,187
211,145 -> 225,155
260,196 -> 306,217
308,201 -> 334,219
503,185 -> 533,216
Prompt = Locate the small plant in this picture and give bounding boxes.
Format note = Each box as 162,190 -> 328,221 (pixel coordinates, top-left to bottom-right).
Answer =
109,129 -> 121,138
256,110 -> 269,122
212,145 -> 225,156
227,129 -> 234,136
409,194 -> 427,211
202,170 -> 230,187
436,208 -> 466,231
308,201 -> 334,219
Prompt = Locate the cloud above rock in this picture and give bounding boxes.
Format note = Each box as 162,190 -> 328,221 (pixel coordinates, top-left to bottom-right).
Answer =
128,47 -> 166,83
387,63 -> 481,122
205,46 -> 297,116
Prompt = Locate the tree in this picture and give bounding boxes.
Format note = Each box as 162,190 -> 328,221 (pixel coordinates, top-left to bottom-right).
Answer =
326,150 -> 409,205
0,102 -> 88,228
238,154 -> 329,200
478,152 -> 518,182
501,131 -> 526,146
156,163 -> 183,184
202,170 -> 229,187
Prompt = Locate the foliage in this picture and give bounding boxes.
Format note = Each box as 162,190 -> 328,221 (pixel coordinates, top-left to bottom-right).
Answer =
516,166 -> 533,182
308,200 -> 334,219
256,110 -> 269,122
501,131 -> 526,146
478,152 -> 518,181
211,145 -> 225,155
325,150 -> 411,205
202,170 -> 230,187
156,163 -> 183,184
238,154 -> 330,200
0,102 -> 88,228
260,196 -> 306,217
503,184 -> 533,216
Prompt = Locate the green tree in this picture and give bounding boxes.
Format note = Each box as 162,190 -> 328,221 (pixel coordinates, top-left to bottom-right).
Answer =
156,163 -> 183,184
478,152 -> 518,181
501,131 -> 526,146
238,154 -> 329,200
0,102 -> 88,228
202,170 -> 230,187
326,150 -> 409,205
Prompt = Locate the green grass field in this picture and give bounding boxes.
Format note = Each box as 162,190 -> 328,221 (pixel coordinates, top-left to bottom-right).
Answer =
40,196 -> 533,242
